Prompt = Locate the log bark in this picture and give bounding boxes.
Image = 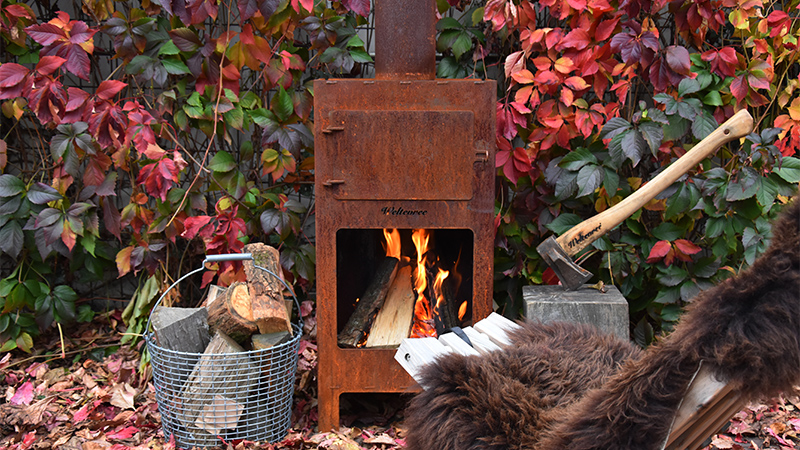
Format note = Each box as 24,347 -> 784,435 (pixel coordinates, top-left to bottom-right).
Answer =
151,306 -> 210,354
206,282 -> 259,344
243,243 -> 292,335
365,265 -> 415,347
337,256 -> 399,348
178,331 -> 258,445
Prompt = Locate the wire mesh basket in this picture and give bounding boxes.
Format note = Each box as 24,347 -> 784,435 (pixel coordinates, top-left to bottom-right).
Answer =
145,254 -> 302,448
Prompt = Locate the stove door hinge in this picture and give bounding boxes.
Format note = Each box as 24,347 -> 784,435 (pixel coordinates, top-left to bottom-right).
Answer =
475,149 -> 489,163
323,179 -> 345,187
322,125 -> 345,134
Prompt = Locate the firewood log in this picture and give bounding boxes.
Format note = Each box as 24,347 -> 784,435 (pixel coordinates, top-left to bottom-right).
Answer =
338,256 -> 399,347
243,243 -> 292,335
365,265 -> 415,347
178,331 -> 258,444
206,282 -> 259,344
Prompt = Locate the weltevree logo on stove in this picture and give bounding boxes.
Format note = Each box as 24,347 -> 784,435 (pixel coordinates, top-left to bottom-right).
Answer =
381,206 -> 428,216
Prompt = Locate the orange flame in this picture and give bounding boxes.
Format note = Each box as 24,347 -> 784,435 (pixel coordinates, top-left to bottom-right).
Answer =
410,230 -> 436,338
383,229 -> 401,259
458,301 -> 467,320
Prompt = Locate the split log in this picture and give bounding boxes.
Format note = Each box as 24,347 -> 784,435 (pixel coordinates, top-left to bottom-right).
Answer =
243,243 -> 292,335
432,271 -> 460,335
179,331 -> 258,444
150,307 -> 211,400
205,285 -> 226,307
338,256 -> 399,347
365,265 -> 415,347
206,282 -> 259,344
252,331 -> 291,350
194,394 -> 244,435
151,306 -> 210,353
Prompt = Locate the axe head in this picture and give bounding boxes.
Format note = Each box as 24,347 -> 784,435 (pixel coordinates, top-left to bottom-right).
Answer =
537,236 -> 593,291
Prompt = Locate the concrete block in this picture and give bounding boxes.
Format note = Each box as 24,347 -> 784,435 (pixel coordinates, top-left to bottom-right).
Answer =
523,284 -> 629,340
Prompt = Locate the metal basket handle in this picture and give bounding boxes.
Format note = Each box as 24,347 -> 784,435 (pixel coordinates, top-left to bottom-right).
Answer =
145,253 -> 303,334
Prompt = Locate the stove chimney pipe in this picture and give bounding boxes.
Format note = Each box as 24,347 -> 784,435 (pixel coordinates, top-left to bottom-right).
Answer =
374,0 -> 437,80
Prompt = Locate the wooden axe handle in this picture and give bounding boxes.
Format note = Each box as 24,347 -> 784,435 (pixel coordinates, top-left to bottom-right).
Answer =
557,109 -> 754,257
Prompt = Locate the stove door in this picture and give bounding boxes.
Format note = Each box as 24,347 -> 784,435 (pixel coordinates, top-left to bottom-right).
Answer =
322,110 -> 475,200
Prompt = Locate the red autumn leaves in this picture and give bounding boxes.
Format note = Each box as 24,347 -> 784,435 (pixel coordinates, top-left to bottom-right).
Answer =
647,238 -> 702,266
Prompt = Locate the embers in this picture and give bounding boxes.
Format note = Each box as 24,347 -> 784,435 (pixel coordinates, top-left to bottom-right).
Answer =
336,229 -> 473,348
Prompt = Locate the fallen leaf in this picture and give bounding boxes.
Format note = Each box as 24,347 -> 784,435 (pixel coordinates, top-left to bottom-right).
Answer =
82,439 -> 112,450
10,381 -> 34,405
712,435 -> 736,448
106,425 -> 139,440
109,383 -> 137,410
363,433 -> 398,445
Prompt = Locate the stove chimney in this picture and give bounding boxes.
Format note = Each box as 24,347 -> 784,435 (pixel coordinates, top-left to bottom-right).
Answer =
374,0 -> 436,80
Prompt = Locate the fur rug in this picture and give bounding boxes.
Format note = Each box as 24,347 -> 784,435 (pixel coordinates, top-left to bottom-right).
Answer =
404,198 -> 800,450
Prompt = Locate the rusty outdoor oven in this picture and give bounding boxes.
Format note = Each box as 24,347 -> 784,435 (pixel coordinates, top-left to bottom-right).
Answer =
314,0 -> 496,430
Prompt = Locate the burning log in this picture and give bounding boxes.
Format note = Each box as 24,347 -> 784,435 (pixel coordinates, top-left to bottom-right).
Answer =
206,282 -> 259,345
243,243 -> 292,335
338,256 -> 399,347
365,265 -> 416,347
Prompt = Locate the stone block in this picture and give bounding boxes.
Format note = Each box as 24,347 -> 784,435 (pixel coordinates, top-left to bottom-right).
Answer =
522,284 -> 629,340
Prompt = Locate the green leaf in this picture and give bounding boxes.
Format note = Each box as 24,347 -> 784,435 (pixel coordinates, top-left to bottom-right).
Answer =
559,147 -> 597,171
678,78 -> 700,96
756,176 -> 779,207
451,32 -> 472,60
665,183 -> 691,219
702,91 -> 723,106
639,122 -> 663,155
705,216 -> 725,238
775,157 -> 800,183
0,221 -> 23,259
349,48 -> 373,63
77,304 -> 95,323
437,56 -> 460,78
576,164 -> 604,197
652,222 -> 685,241
162,58 -> 191,75
654,286 -> 680,304
656,264 -> 689,287
158,40 -> 181,55
603,167 -> 620,196
209,150 -> 237,173
27,182 -> 62,204
691,110 -> 718,140
437,17 -> 463,31
223,106 -> 245,130
601,117 -> 632,140
663,116 -> 690,141
272,86 -> 294,122
680,279 -> 701,301
0,175 -> 25,197
544,213 -> 582,234
16,332 -> 32,353
346,34 -> 366,48
622,130 -> 647,166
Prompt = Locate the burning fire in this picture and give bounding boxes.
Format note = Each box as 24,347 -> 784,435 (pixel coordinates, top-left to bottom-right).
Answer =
409,229 -> 462,338
383,229 -> 401,259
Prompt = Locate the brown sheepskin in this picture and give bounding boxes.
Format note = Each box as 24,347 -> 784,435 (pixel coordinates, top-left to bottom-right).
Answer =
404,198 -> 800,450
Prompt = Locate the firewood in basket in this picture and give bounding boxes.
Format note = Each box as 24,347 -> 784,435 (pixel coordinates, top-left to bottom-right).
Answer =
252,331 -> 292,350
206,282 -> 259,344
178,331 -> 258,445
194,394 -> 244,435
243,243 -> 292,335
365,264 -> 415,347
151,306 -> 210,353
338,256 -> 399,348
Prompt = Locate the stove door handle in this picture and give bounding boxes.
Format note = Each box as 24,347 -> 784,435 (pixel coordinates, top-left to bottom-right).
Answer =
323,179 -> 345,187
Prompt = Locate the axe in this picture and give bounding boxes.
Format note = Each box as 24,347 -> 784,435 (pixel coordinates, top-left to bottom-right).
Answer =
537,109 -> 754,290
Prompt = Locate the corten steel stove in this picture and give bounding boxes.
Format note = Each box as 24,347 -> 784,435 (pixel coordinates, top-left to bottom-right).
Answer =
314,0 -> 496,431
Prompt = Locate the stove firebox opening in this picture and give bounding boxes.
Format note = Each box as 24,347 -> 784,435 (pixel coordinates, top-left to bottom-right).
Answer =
336,228 -> 474,349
